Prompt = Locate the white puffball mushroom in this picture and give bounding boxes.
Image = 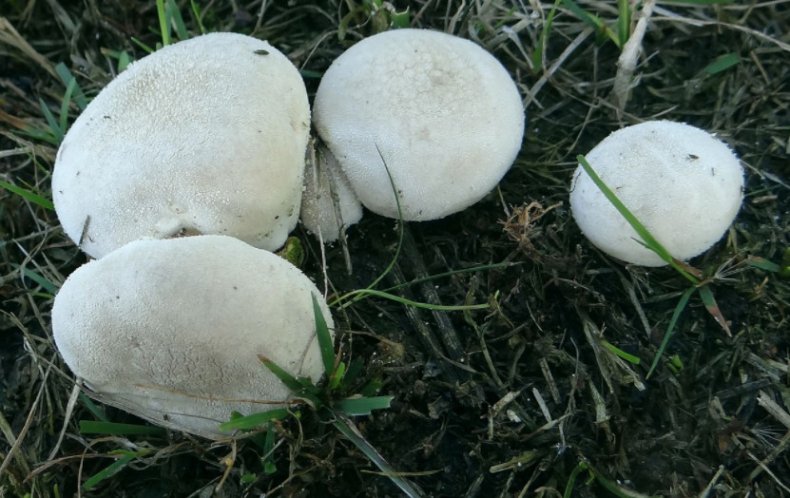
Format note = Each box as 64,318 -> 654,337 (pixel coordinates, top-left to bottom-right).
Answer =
300,145 -> 364,242
312,29 -> 525,221
570,120 -> 744,267
52,33 -> 310,259
52,235 -> 333,440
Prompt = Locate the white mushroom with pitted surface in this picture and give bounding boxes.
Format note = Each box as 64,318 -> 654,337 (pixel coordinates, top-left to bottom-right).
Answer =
52,33 -> 310,258
570,120 -> 744,266
311,29 -> 525,223
51,235 -> 333,439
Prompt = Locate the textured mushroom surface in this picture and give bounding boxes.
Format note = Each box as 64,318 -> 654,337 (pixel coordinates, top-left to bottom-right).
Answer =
312,29 -> 525,221
52,33 -> 310,258
570,120 -> 744,266
52,235 -> 333,439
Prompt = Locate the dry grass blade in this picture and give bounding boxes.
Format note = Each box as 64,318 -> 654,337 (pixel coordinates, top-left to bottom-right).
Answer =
0,17 -> 57,78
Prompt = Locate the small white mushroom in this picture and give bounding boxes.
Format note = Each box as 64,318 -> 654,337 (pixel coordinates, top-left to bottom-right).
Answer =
52,33 -> 310,258
52,235 -> 333,439
300,144 -> 363,242
570,120 -> 744,266
312,29 -> 525,221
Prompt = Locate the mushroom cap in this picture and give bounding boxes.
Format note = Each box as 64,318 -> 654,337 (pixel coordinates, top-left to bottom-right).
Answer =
300,145 -> 363,242
52,235 -> 333,439
52,33 -> 310,258
312,29 -> 525,221
570,120 -> 744,266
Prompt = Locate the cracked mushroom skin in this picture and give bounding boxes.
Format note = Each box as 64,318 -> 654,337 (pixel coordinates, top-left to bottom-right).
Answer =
51,235 -> 333,439
52,33 -> 310,258
312,29 -> 525,221
570,120 -> 744,266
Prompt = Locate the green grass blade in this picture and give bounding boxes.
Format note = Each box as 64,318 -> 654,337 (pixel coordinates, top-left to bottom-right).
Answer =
332,414 -> 425,498
562,0 -> 619,45
563,461 -> 588,498
646,286 -> 694,379
333,395 -> 394,416
745,256 -> 780,273
131,37 -> 155,54
337,288 -> 489,312
576,155 -> 699,283
218,408 -> 289,431
19,267 -> 58,294
258,355 -> 305,393
311,293 -> 335,377
329,361 -> 347,390
79,393 -> 108,422
0,180 -> 54,210
156,0 -> 170,46
58,77 -> 76,133
361,145 -> 405,293
381,262 -> 515,293
83,454 -> 137,491
165,0 -> 189,41
659,0 -> 733,4
190,0 -> 206,34
534,0 -> 561,69
701,53 -> 740,76
258,355 -> 321,408
601,340 -> 640,365
54,63 -> 88,110
38,98 -> 62,143
616,0 -> 631,47
79,421 -> 166,436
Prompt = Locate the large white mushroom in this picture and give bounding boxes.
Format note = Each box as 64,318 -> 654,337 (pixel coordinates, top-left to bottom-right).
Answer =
52,33 -> 310,258
312,29 -> 525,221
52,235 -> 333,439
570,120 -> 744,266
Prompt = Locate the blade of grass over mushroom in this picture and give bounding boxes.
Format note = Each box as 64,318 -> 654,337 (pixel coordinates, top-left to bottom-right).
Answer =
362,145 -> 405,292
698,285 -> 732,336
257,354 -> 321,407
0,180 -> 54,210
219,408 -> 290,431
311,294 -> 335,376
576,155 -> 700,283
79,421 -> 166,436
332,414 -> 426,498
647,286 -> 695,379
334,396 -> 394,416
